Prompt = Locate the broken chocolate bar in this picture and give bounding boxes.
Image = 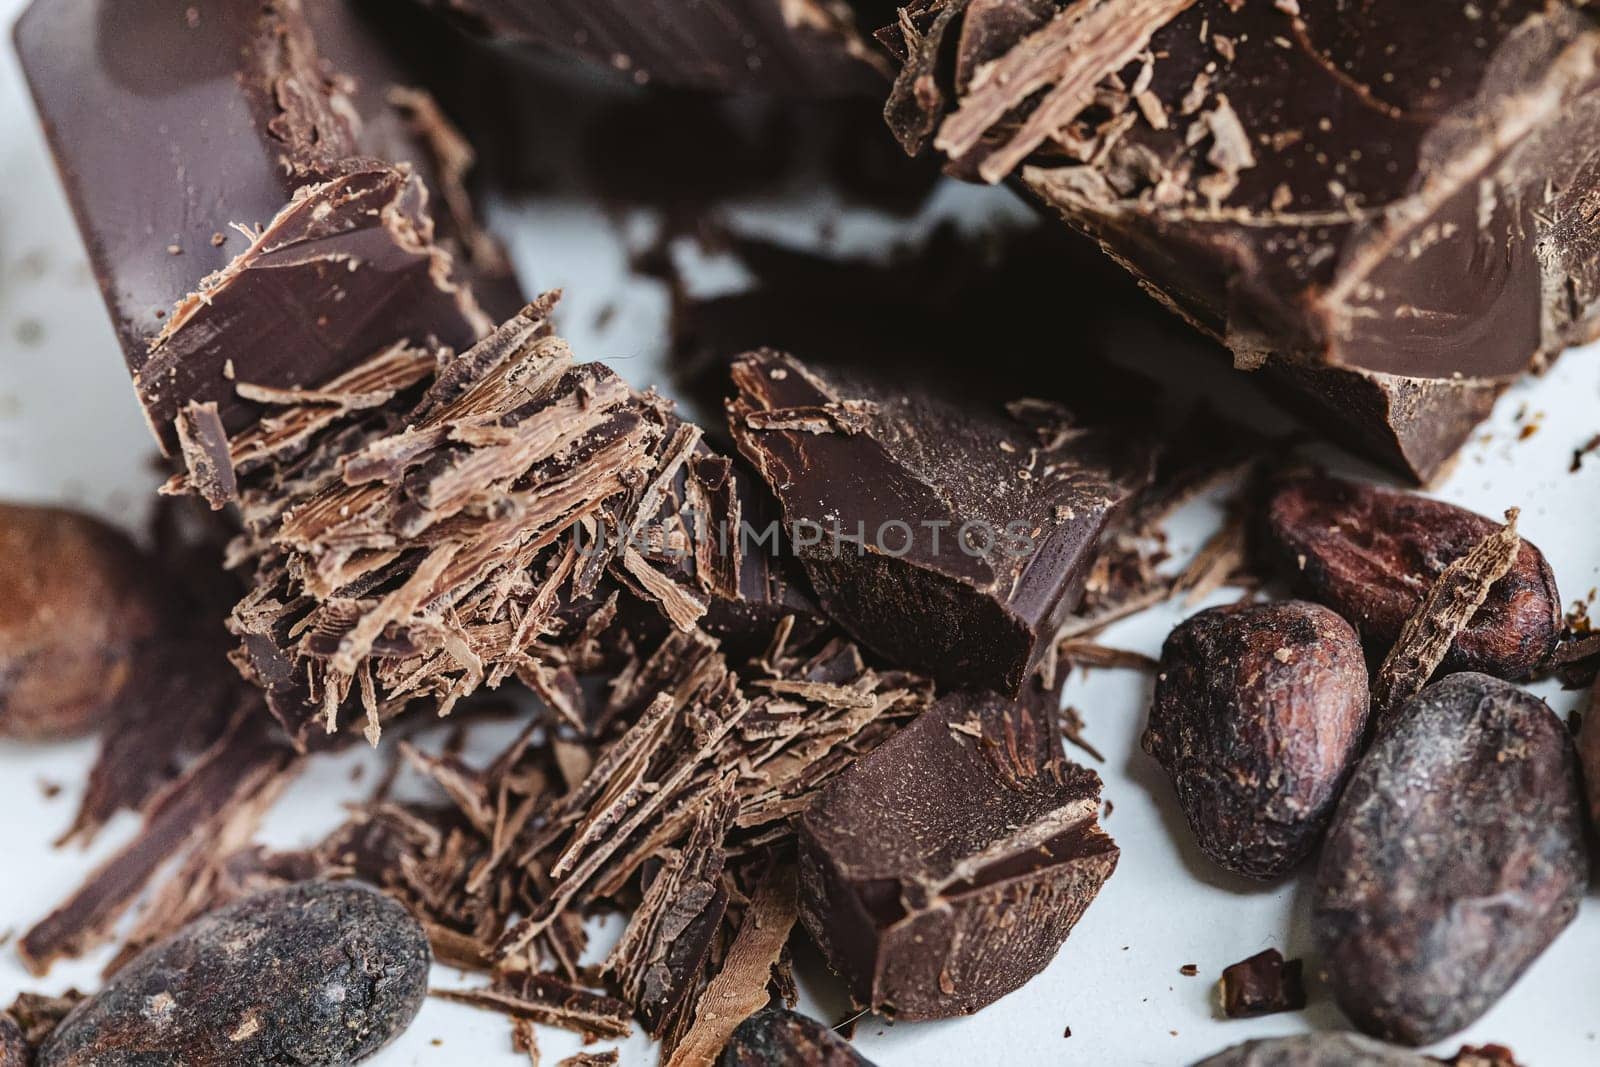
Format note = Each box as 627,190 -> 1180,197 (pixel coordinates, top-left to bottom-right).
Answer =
797,688 -> 1117,1019
15,0 -> 518,449
729,349 -> 1154,694
417,0 -> 894,95
885,0 -> 1600,480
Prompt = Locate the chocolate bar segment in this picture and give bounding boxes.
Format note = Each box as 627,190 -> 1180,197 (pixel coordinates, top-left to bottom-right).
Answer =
14,0 -> 516,448
418,0 -> 893,94
797,688 -> 1117,1019
885,0 -> 1600,480
729,349 -> 1153,694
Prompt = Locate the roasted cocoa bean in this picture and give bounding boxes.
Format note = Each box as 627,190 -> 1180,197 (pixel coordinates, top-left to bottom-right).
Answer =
717,1008 -> 876,1066
0,503 -> 164,739
1578,687 -> 1600,828
0,1014 -> 25,1067
1314,673 -> 1587,1046
1263,475 -> 1560,679
37,881 -> 430,1067
1144,601 -> 1369,879
1193,1033 -> 1437,1066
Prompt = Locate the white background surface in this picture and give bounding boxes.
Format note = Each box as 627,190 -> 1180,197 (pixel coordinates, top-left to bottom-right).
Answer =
1,2 -> 1599,1064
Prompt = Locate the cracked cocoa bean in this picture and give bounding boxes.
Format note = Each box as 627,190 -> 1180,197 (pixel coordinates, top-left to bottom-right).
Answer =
1145,601 -> 1369,880
1263,475 -> 1560,679
1314,674 -> 1586,1046
37,881 -> 430,1067
0,503 -> 164,740
1193,1033 -> 1437,1066
717,1008 -> 876,1066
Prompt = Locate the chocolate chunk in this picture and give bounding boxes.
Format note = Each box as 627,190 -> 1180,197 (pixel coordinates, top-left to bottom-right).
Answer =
0,504 -> 164,740
1264,475 -> 1561,679
1314,674 -> 1587,1046
14,0 -> 517,449
1446,1048 -> 1524,1067
421,0 -> 892,94
37,882 -> 428,1067
718,1008 -> 876,1066
730,349 -> 1155,694
797,689 -> 1117,1020
1193,1033 -> 1438,1066
1145,601 -> 1369,880
887,1 -> 1600,481
1218,948 -> 1307,1019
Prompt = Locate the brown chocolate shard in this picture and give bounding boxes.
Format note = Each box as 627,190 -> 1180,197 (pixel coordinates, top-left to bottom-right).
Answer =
886,0 -> 1600,481
19,712 -> 295,976
797,688 -> 1117,1019
434,973 -> 633,1041
729,349 -> 1154,694
14,0 -> 517,451
717,1008 -> 877,1066
1218,948 -> 1307,1019
421,0 -> 892,95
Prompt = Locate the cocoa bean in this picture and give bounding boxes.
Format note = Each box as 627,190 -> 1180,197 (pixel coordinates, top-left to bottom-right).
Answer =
717,1008 -> 876,1066
1314,673 -> 1587,1046
1578,686 -> 1600,828
1145,601 -> 1369,879
1263,475 -> 1560,679
1193,1032 -> 1437,1066
0,1014 -> 25,1067
0,503 -> 164,740
37,881 -> 430,1067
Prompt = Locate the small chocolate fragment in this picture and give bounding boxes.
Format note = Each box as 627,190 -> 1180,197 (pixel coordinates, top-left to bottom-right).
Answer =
420,0 -> 892,95
886,1 -> 1600,481
1218,948 -> 1307,1019
730,349 -> 1155,694
1145,601 -> 1369,879
0,503 -> 163,740
797,689 -> 1117,1019
1445,1047 -> 1524,1067
14,0 -> 516,449
37,882 -> 429,1067
1264,475 -> 1561,679
1193,1033 -> 1437,1067
1314,674 -> 1587,1046
717,1008 -> 876,1066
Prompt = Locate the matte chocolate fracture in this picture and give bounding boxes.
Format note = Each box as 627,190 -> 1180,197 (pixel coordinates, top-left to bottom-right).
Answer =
797,687 -> 1117,1019
729,349 -> 1155,694
416,0 -> 897,95
14,0 -> 519,450
881,0 -> 1600,481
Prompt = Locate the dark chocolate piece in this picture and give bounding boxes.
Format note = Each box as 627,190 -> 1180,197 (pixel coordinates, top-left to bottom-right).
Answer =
1314,674 -> 1587,1046
419,0 -> 893,95
37,882 -> 429,1067
886,0 -> 1600,481
1145,601 -> 1369,880
1264,475 -> 1561,680
730,349 -> 1154,694
797,689 -> 1117,1019
0,504 -> 164,741
14,0 -> 517,449
1218,948 -> 1307,1019
718,1008 -> 877,1066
